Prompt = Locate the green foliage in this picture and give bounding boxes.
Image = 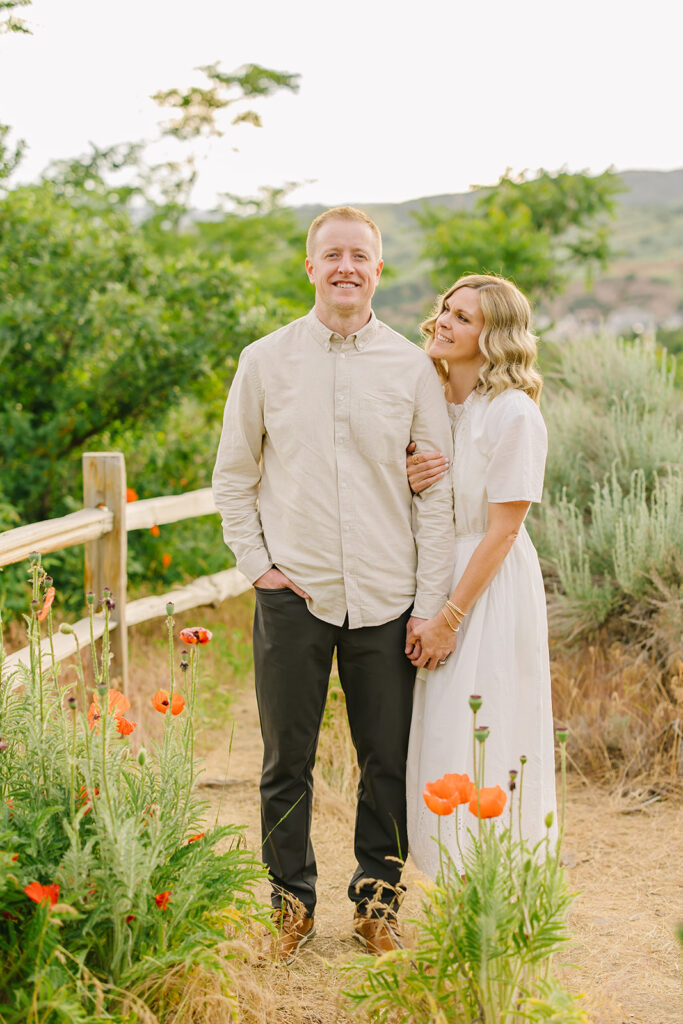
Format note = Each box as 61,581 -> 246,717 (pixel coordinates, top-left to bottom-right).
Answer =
345,713 -> 584,1024
153,62 -> 300,141
417,169 -> 621,301
0,0 -> 31,35
0,560 -> 268,1021
530,332 -> 682,638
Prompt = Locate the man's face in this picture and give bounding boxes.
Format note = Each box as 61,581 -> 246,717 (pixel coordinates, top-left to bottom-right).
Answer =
305,219 -> 383,320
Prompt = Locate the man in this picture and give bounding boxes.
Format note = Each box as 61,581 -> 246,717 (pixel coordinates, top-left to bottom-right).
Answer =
212,206 -> 454,962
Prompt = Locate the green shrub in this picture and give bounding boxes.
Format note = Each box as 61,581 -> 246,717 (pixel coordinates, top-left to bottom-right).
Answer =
530,332 -> 682,639
0,558 -> 268,1022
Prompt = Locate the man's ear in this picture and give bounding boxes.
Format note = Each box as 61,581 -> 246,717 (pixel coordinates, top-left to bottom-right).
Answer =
375,260 -> 384,282
305,257 -> 315,284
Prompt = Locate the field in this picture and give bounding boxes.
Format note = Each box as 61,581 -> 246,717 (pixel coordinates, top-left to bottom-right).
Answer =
122,594 -> 683,1024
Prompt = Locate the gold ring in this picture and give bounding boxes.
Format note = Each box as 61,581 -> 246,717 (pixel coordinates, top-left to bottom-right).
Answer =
412,453 -> 420,465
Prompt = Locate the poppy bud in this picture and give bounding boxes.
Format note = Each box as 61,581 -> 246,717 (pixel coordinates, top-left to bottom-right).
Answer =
166,602 -> 174,616
556,727 -> 569,744
545,811 -> 554,829
29,551 -> 41,566
180,652 -> 189,672
519,754 -> 527,765
137,747 -> 147,765
105,596 -> 116,612
96,682 -> 108,697
59,623 -> 74,634
44,576 -> 53,586
468,694 -> 483,713
86,592 -> 95,606
474,726 -> 489,743
102,587 -> 111,596
508,769 -> 518,792
67,696 -> 77,710
31,599 -> 39,610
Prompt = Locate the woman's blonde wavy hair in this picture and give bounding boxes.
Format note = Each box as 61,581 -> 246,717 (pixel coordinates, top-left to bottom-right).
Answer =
422,274 -> 543,403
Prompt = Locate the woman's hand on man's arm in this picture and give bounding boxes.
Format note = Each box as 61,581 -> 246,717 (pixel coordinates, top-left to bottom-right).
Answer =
405,441 -> 449,494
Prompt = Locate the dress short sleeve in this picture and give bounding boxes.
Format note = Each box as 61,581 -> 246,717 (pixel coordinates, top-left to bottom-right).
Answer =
484,391 -> 548,503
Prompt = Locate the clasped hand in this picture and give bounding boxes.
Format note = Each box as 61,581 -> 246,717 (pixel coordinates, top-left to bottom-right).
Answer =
405,614 -> 458,671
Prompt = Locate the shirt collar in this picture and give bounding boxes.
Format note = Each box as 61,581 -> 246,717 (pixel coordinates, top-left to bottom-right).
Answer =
305,309 -> 379,352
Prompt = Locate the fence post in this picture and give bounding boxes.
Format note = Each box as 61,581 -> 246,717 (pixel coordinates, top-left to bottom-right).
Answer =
82,452 -> 128,694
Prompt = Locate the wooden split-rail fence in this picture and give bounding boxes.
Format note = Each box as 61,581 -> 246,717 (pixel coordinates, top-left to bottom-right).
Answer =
0,452 -> 250,692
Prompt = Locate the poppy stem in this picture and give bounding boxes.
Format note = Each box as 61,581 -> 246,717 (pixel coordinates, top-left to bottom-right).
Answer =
166,611 -> 175,703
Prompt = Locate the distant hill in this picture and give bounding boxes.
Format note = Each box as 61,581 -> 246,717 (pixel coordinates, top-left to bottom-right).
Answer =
291,169 -> 683,341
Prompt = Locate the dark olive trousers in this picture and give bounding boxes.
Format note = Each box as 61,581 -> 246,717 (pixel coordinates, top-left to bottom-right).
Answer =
253,587 -> 416,917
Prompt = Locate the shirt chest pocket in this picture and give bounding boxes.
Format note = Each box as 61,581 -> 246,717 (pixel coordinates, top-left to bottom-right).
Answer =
351,394 -> 414,464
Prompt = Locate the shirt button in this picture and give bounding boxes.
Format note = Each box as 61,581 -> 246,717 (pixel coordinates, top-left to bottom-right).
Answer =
338,395 -> 345,401
339,353 -> 346,359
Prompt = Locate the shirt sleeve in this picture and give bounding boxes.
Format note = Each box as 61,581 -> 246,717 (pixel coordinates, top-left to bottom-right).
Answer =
484,392 -> 548,504
211,347 -> 273,584
410,361 -> 456,619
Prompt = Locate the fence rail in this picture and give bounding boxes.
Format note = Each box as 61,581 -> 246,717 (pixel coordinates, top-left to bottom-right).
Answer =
0,453 -> 249,691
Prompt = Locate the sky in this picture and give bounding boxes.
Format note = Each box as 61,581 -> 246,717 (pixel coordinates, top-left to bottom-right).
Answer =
1,0 -> 681,209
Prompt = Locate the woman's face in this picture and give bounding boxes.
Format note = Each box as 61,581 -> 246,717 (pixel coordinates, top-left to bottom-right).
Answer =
429,286 -> 485,370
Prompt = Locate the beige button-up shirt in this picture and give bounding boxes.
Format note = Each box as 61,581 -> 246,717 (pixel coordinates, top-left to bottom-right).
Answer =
212,309 -> 455,628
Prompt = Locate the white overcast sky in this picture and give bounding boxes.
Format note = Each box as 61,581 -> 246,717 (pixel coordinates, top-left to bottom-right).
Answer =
1,0 -> 681,208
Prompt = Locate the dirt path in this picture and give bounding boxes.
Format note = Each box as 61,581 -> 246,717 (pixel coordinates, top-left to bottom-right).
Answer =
198,680 -> 683,1024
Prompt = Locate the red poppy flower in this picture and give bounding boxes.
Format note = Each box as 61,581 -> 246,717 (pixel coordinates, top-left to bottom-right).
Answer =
187,832 -> 205,844
77,786 -> 99,815
126,488 -> 138,502
25,882 -> 59,906
150,524 -> 160,537
36,586 -> 56,622
116,717 -> 137,736
423,773 -> 474,815
468,785 -> 507,819
126,913 -> 135,923
11,854 -> 18,862
162,553 -> 172,569
155,890 -> 171,910
179,627 -> 213,646
88,689 -> 134,735
151,690 -> 185,715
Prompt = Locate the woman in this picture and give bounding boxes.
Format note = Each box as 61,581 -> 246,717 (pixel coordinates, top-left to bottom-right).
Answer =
404,274 -> 557,879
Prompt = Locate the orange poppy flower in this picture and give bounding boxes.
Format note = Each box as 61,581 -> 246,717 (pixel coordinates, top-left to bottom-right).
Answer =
36,586 -> 56,621
179,627 -> 213,645
126,488 -> 138,502
423,772 -> 474,815
77,786 -> 99,815
151,690 -> 185,715
88,689 -> 134,734
162,553 -> 172,569
155,890 -> 171,910
187,832 -> 205,844
25,881 -> 59,906
468,785 -> 507,819
150,524 -> 160,537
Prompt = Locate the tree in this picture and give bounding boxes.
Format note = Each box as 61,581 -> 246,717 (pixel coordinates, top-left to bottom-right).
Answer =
0,0 -> 31,34
417,169 -> 622,302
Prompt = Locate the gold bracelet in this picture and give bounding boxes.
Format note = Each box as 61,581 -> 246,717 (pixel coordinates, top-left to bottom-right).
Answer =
440,607 -> 460,633
445,600 -> 466,621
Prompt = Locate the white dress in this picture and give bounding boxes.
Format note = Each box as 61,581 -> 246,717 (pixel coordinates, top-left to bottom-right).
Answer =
406,388 -> 557,879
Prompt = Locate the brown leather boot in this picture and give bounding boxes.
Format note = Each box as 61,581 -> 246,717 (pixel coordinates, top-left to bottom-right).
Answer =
352,910 -> 403,954
269,908 -> 316,965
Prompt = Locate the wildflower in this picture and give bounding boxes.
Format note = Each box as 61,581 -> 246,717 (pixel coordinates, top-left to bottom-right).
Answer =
151,690 -> 185,715
423,773 -> 474,815
77,786 -> 99,815
179,626 -> 213,645
36,586 -> 56,621
187,832 -> 205,844
116,717 -> 137,736
162,552 -> 172,569
150,524 -> 160,537
88,689 -> 135,735
126,488 -> 138,502
126,913 -> 135,923
11,854 -> 18,861
155,890 -> 171,910
468,785 -> 507,819
25,882 -> 59,906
